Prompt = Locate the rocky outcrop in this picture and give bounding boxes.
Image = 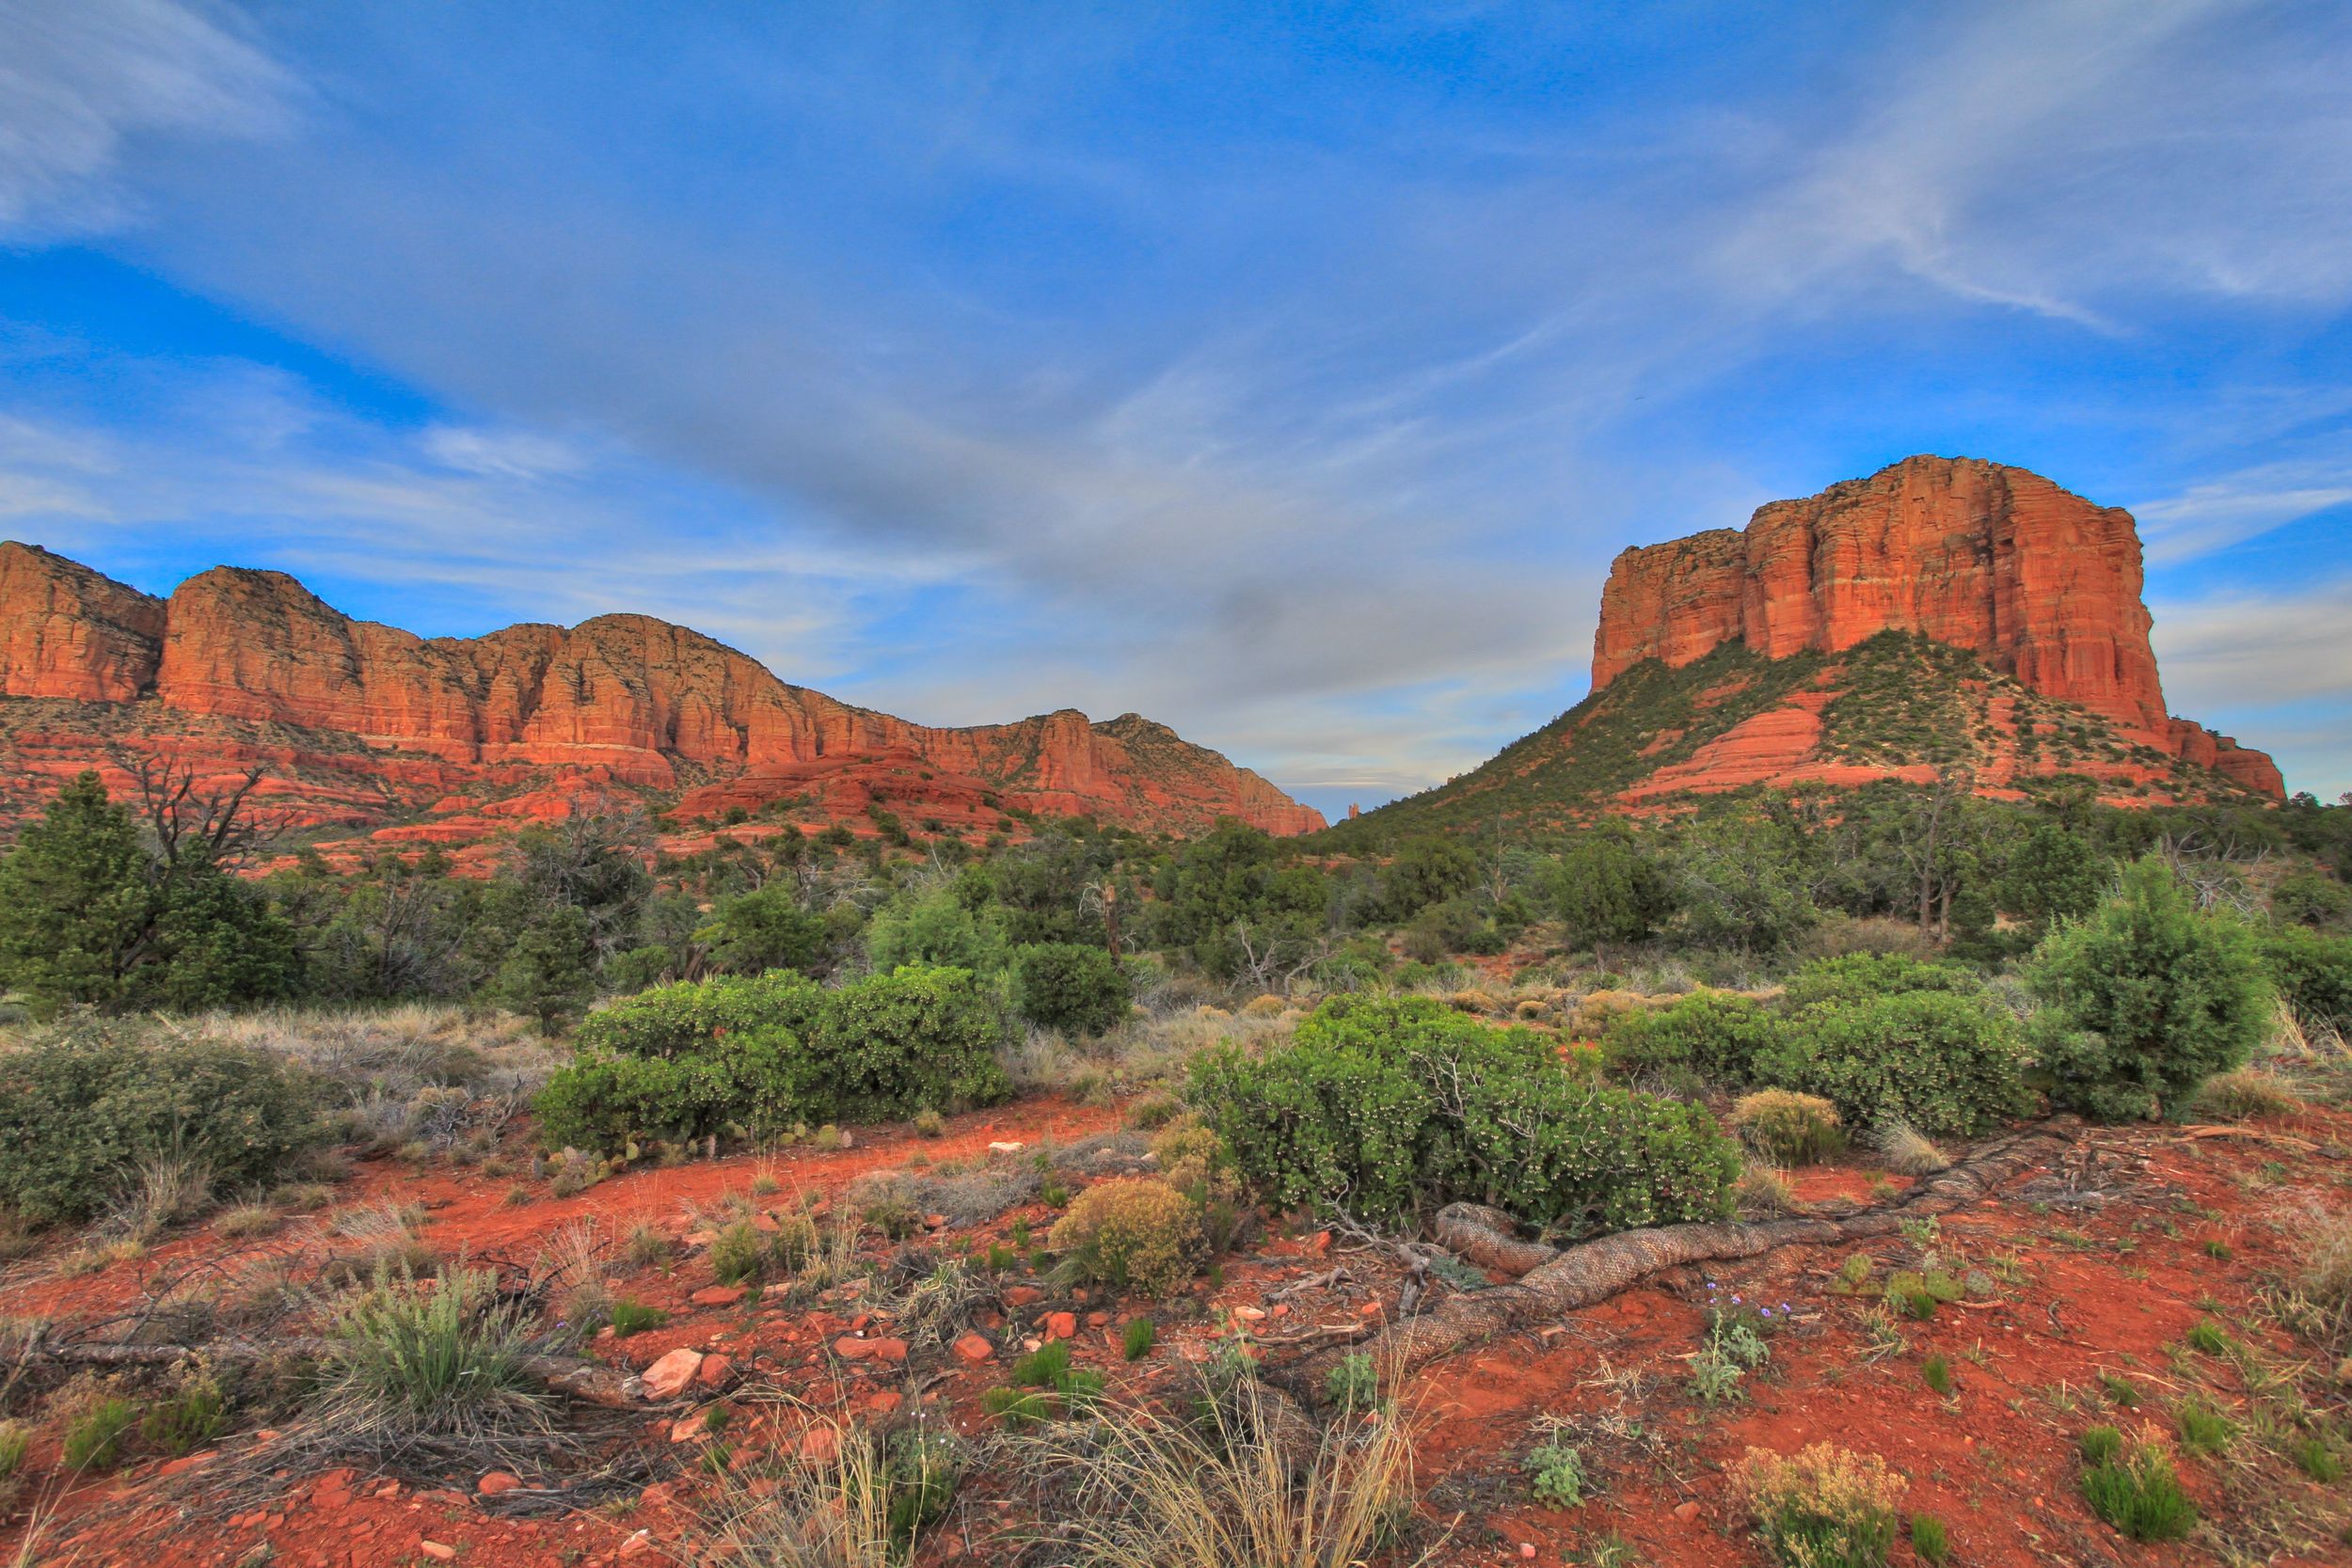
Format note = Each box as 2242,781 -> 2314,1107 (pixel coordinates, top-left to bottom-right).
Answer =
0,545 -> 1322,839
0,544 -> 168,703
1593,456 -> 2281,798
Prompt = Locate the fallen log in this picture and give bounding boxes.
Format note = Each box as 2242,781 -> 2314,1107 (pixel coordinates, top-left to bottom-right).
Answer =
24,1336 -> 644,1408
1280,1116 -> 2081,1394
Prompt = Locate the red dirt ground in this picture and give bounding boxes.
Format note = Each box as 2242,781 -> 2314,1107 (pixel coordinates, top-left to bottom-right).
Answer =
4,1094 -> 2347,1567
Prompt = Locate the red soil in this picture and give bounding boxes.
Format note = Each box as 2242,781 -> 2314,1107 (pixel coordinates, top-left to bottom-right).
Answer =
4,1097 -> 2344,1567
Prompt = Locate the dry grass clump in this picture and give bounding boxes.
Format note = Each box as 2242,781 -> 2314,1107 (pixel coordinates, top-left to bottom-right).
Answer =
1123,1090 -> 1184,1131
313,1262 -> 548,1450
530,1218 -> 612,1332
105,1150 -> 216,1240
2192,1068 -> 2302,1121
1049,1179 -> 1203,1298
701,1423 -> 959,1567
1725,1090 -> 1846,1165
1869,1122 -> 1949,1177
1730,1442 -> 1906,1568
197,1004 -> 559,1153
1800,916 -> 1940,961
322,1199 -> 436,1283
702,1421 -> 899,1566
2271,1202 -> 2352,1353
1015,1004 -> 1300,1101
214,1202 -> 280,1239
1562,989 -> 1660,1037
1014,1375 -> 1438,1568
845,1171 -> 926,1240
1737,1161 -> 1800,1217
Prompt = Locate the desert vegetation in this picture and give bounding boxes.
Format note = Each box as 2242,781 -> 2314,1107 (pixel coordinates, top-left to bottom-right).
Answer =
0,766 -> 2347,1564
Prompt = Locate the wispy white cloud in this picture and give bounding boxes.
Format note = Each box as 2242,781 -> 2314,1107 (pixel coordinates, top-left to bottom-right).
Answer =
2135,463 -> 2352,563
2151,581 -> 2352,712
0,0 -> 294,236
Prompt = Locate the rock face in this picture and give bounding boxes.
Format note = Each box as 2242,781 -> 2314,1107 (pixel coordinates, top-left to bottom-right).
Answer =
0,543 -> 1323,843
0,545 -> 168,703
1592,457 -> 2281,797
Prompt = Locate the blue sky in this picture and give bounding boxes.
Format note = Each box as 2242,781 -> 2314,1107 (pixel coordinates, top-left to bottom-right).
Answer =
2,0 -> 2348,820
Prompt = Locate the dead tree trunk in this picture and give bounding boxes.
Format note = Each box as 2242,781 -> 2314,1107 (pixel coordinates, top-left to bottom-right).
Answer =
1277,1117 -> 2079,1396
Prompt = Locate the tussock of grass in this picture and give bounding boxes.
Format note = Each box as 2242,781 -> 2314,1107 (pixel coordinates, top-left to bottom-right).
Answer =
312,1263 -> 548,1449
2079,1428 -> 2196,1542
1010,1373 -> 1438,1568
1870,1122 -> 1949,1177
2195,1069 -> 2302,1121
701,1424 -> 959,1565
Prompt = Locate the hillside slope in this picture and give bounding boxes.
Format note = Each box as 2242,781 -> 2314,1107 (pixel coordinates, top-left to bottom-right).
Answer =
0,543 -> 1323,848
1336,456 -> 2280,839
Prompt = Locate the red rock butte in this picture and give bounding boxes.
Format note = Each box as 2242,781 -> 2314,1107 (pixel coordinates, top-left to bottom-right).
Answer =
0,543 -> 1323,855
1591,455 -> 2281,798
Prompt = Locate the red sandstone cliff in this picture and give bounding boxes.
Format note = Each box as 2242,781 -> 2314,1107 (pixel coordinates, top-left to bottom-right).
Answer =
0,542 -> 1323,840
1592,457 -> 2282,798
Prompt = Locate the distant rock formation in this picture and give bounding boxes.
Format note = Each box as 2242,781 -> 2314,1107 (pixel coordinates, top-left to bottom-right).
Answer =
1591,456 -> 2280,797
0,543 -> 1323,852
1333,457 -> 2283,841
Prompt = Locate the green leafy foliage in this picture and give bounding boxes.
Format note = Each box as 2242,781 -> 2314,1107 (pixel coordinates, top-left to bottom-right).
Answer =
0,772 -> 298,1013
1778,953 -> 1979,1011
139,1375 -> 229,1457
535,966 -> 1011,1152
2027,855 -> 2272,1120
695,885 -> 827,975
1540,824 -> 1674,949
1600,990 -> 1779,1087
1756,991 -> 2028,1138
62,1397 -> 138,1471
1523,1433 -> 1587,1509
1010,942 -> 1130,1037
0,1016 -> 319,1225
1193,996 -> 1740,1235
866,886 -> 1009,975
2257,925 -> 2352,1031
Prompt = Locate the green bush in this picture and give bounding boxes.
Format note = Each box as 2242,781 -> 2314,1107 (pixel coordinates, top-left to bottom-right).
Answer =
2027,856 -> 2272,1120
1193,996 -> 1740,1235
1010,942 -> 1131,1037
1779,954 -> 1979,1011
2257,926 -> 2352,1032
0,1018 -> 321,1226
1756,992 -> 2027,1138
536,966 -> 1011,1152
1600,990 -> 1779,1088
